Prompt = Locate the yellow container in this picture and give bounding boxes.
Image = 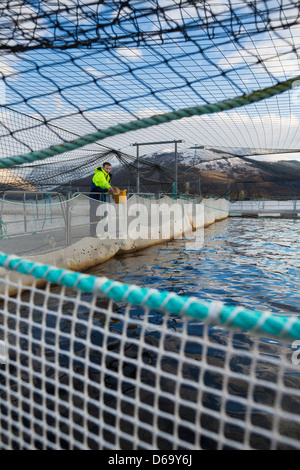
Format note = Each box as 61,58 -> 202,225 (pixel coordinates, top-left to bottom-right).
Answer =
114,189 -> 127,204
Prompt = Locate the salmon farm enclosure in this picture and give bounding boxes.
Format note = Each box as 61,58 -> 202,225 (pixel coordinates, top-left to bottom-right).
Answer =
1,0 -> 300,452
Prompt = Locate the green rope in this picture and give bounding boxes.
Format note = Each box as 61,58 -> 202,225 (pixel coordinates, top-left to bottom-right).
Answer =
1,74 -> 299,169
0,251 -> 300,341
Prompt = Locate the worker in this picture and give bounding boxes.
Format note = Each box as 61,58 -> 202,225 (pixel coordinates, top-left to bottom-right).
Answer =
89,162 -> 114,236
90,162 -> 114,202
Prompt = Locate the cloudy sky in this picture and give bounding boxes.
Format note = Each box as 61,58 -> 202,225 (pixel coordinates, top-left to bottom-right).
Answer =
0,0 -> 300,161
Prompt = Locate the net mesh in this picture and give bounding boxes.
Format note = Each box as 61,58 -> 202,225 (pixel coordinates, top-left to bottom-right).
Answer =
0,265 -> 300,450
0,1 -> 300,198
0,193 -> 216,257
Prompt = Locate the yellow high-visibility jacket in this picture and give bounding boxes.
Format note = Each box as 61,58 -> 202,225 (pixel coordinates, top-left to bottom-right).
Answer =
92,167 -> 112,190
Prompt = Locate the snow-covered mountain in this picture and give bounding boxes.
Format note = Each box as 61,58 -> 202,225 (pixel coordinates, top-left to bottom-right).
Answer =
137,147 -> 262,177
12,145 -> 297,199
109,147 -> 300,199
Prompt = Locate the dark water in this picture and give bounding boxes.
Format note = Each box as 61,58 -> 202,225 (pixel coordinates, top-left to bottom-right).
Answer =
85,217 -> 300,450
87,217 -> 300,316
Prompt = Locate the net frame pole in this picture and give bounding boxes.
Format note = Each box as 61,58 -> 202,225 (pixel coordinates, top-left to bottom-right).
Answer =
131,140 -> 183,195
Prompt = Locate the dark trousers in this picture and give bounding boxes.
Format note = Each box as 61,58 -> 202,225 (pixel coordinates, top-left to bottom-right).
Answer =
89,191 -> 107,236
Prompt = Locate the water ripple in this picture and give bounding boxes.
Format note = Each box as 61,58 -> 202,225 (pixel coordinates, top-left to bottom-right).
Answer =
87,217 -> 300,316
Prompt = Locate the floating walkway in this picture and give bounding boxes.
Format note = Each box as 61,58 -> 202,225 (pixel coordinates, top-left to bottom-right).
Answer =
230,200 -> 300,219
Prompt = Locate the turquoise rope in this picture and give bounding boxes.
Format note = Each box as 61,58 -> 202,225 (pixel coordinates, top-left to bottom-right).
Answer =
0,251 -> 300,341
0,74 -> 299,169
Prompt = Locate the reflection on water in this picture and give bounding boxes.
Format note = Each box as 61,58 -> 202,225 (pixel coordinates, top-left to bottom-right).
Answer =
87,217 -> 300,315
86,217 -> 300,449
1,217 -> 300,449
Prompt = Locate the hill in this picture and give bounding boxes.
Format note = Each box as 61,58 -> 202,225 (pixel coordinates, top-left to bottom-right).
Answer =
103,150 -> 300,200
6,148 -> 298,200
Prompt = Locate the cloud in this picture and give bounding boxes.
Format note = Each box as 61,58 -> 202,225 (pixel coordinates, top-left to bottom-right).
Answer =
83,67 -> 104,79
218,26 -> 300,81
0,3 -> 47,46
0,82 -> 5,104
116,47 -> 143,60
0,58 -> 19,81
86,106 -> 300,155
0,56 -> 19,105
136,107 -> 164,118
